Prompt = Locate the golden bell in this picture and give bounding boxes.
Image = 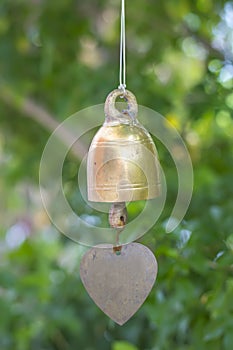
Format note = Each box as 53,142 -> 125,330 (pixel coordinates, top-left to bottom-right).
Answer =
87,89 -> 160,203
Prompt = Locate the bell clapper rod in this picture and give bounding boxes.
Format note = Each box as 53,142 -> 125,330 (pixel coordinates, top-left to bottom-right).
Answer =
109,202 -> 128,254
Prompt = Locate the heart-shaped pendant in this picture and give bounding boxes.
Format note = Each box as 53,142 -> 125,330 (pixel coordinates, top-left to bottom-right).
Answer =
80,242 -> 157,325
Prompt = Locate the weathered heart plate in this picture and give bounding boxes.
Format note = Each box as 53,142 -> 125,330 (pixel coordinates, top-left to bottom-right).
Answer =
80,243 -> 157,325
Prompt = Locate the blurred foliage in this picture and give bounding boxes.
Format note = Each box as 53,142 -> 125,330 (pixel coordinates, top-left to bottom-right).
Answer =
0,0 -> 233,349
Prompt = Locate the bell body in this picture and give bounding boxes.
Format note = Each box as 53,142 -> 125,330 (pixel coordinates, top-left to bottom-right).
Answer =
87,89 -> 160,203
87,123 -> 160,203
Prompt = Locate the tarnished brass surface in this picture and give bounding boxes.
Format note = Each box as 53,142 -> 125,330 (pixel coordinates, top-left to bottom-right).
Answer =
87,89 -> 160,203
80,243 -> 158,325
109,202 -> 127,229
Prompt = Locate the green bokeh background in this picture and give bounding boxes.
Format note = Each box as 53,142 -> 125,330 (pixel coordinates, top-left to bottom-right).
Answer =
0,0 -> 233,349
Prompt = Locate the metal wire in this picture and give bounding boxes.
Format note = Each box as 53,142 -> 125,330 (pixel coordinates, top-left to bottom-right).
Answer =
118,0 -> 126,94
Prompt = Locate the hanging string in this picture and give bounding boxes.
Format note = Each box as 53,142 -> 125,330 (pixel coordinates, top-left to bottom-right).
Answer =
118,0 -> 126,94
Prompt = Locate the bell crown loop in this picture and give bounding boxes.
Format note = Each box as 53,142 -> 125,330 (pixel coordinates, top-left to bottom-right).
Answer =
104,89 -> 138,126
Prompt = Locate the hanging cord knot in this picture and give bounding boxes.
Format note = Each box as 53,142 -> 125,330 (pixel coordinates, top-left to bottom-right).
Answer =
118,83 -> 126,96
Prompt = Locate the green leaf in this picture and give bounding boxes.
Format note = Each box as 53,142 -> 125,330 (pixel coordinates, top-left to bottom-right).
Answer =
224,331 -> 233,350
112,341 -> 138,350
